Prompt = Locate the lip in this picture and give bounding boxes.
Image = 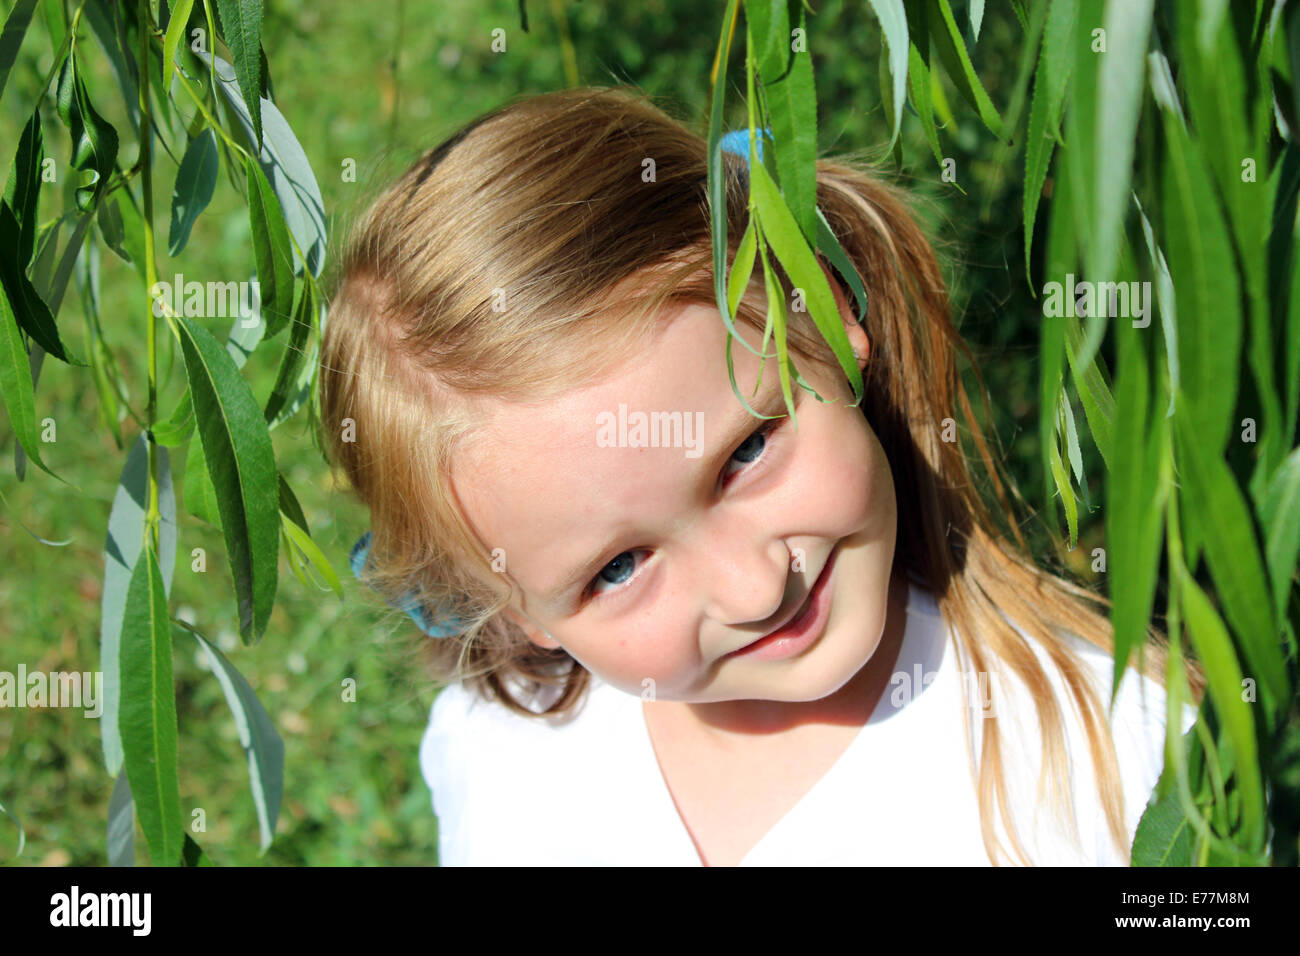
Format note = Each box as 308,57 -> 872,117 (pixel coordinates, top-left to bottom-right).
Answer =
724,544 -> 840,661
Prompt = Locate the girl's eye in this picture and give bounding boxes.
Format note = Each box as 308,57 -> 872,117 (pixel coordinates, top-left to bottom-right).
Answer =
585,421 -> 782,603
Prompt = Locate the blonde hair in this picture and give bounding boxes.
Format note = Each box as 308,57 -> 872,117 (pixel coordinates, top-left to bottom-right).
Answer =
318,86 -> 1206,865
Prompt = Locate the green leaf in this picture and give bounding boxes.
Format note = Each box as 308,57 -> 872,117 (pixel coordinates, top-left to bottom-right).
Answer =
1161,114 -> 1241,458
180,832 -> 212,866
0,279 -> 54,478
120,540 -> 183,867
175,317 -> 279,644
758,228 -> 797,427
152,388 -> 196,447
1262,447 -> 1300,621
1133,193 -> 1179,417
5,108 -> 43,269
244,156 -> 295,338
214,0 -> 264,149
107,770 -> 135,866
727,220 -> 758,322
1132,792 -> 1194,866
1023,0 -> 1076,281
706,0 -> 772,368
55,43 -> 119,212
97,194 -> 130,263
907,43 -> 945,168
0,0 -> 38,104
168,128 -> 219,257
101,435 -> 178,778
264,281 -> 316,428
282,512 -> 344,600
814,208 -> 869,326
200,52 -> 327,276
183,621 -> 285,851
970,0 -> 984,42
1176,566 -> 1267,852
1088,0 -> 1152,288
865,0 -> 909,151
747,4 -> 818,244
1107,328 -> 1166,698
1175,401 -> 1287,721
183,435 -> 222,529
0,201 -> 71,364
926,0 -> 1005,139
748,158 -> 863,405
163,0 -> 196,84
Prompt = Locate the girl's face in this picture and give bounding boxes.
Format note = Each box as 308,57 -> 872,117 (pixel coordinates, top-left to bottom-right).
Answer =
451,272 -> 897,707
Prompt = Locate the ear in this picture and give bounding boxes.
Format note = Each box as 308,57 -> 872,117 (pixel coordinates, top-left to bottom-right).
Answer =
819,259 -> 870,372
504,606 -> 562,650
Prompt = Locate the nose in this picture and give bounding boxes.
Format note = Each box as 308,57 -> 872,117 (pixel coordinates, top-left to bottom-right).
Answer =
690,525 -> 793,629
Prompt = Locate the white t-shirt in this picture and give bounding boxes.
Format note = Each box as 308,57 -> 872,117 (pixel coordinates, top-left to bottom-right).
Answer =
419,581 -> 1197,865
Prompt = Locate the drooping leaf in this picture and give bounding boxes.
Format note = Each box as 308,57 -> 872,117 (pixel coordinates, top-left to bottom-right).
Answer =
865,0 -> 910,151
168,128 -> 219,257
0,280 -> 55,479
1132,791 -> 1195,866
107,770 -> 135,866
1088,0 -> 1152,293
182,433 -> 223,530
1106,325 -> 1166,699
927,0 -> 1005,139
120,540 -> 183,867
1176,566 -> 1267,853
163,0 -> 196,84
152,388 -> 195,447
748,158 -> 863,405
1175,403 -> 1286,722
4,108 -> 43,269
746,3 -> 818,244
244,157 -> 294,337
907,43 -> 945,168
175,317 -> 279,644
198,52 -> 326,276
1261,447 -> 1300,622
263,279 -> 313,425
100,435 -> 178,777
0,0 -> 39,104
214,0 -> 264,148
1023,0 -> 1076,281
1161,114 -> 1241,458
0,202 -> 71,364
183,621 -> 284,851
55,43 -> 120,211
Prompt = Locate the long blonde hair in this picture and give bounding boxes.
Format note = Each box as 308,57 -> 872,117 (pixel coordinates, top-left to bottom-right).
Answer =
318,86 -> 1206,865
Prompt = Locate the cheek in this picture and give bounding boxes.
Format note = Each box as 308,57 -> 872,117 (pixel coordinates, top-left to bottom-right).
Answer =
784,413 -> 889,529
571,618 -> 702,697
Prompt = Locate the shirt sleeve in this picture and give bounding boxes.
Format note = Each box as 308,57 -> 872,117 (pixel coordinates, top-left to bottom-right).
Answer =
419,682 -> 473,866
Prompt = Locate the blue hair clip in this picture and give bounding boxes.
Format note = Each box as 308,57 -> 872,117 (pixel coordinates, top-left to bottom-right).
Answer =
349,531 -> 469,638
719,126 -> 772,164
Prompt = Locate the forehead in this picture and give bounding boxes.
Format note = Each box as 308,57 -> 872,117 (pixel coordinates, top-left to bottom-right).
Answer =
449,303 -> 765,607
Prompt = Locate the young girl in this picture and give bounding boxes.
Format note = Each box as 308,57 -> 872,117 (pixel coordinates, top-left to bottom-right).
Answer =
318,86 -> 1206,866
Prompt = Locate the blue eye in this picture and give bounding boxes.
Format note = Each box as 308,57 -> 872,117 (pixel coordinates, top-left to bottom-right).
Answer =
585,421 -> 782,603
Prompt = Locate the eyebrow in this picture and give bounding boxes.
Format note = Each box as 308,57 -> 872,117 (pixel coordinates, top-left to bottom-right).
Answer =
539,383 -> 796,611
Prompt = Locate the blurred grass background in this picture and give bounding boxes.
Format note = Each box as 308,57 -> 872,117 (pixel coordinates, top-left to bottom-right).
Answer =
0,0 -> 1102,865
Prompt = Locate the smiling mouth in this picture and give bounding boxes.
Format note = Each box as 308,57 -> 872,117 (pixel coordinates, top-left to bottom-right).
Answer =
725,544 -> 839,657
